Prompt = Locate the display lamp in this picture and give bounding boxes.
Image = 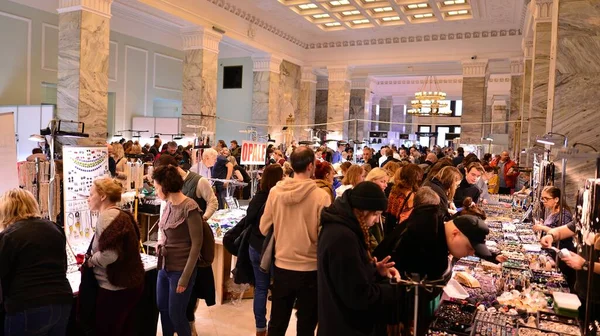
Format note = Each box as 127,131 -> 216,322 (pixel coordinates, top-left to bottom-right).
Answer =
536,132 -> 568,147
29,134 -> 45,142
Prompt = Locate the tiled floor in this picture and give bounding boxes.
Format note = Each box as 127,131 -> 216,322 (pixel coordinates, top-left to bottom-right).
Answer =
157,299 -> 299,336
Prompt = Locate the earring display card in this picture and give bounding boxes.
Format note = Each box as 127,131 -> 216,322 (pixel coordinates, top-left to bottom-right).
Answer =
62,147 -> 108,249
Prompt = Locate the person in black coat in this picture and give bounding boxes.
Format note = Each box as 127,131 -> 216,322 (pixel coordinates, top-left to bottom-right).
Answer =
318,182 -> 402,336
422,166 -> 463,221
453,162 -> 484,207
247,164 -> 283,336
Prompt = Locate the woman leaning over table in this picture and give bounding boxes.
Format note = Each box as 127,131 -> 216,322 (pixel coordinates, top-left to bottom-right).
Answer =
87,178 -> 145,336
153,165 -> 204,336
0,189 -> 72,336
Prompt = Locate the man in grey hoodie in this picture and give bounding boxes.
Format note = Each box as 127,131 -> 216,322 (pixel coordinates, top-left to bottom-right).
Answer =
260,146 -> 332,336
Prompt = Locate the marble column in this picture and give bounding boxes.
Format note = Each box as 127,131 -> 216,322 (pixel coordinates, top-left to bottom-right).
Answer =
181,27 -> 222,136
315,78 -> 328,131
491,100 -> 508,134
509,58 -> 524,157
279,60 -> 301,145
327,66 -> 351,138
549,0 -> 600,204
520,40 -> 534,163
378,97 -> 392,132
391,97 -> 405,133
349,78 -> 372,141
57,0 -> 112,144
370,95 -> 379,131
460,60 -> 489,144
483,102 -> 492,137
297,67 -> 317,141
527,0 -> 554,150
251,55 -> 282,136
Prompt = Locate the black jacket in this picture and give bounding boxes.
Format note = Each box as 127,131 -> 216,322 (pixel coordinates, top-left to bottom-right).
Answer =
453,178 -> 481,207
380,156 -> 400,168
318,192 -> 400,336
0,219 -> 73,313
247,190 -> 269,251
423,178 -> 451,221
452,154 -> 465,167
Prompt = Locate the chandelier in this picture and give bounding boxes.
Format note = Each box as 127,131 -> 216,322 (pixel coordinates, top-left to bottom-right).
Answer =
408,76 -> 451,115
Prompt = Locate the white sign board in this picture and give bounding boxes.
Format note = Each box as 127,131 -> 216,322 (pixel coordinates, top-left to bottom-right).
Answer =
0,112 -> 18,194
240,141 -> 268,165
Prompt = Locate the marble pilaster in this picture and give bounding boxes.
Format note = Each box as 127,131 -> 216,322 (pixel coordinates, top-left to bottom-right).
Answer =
378,98 -> 392,132
57,1 -> 112,143
391,104 -> 405,133
509,58 -> 524,156
520,41 -> 533,163
550,0 -> 600,204
315,89 -> 328,131
370,96 -> 378,131
181,27 -> 222,136
279,60 -> 301,144
251,55 -> 282,136
349,88 -> 371,141
327,66 -> 351,138
298,68 -> 317,141
460,60 -> 489,144
491,102 -> 508,135
483,103 -> 492,137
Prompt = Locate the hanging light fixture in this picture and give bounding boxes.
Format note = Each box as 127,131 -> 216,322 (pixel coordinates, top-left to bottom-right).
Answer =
407,76 -> 451,115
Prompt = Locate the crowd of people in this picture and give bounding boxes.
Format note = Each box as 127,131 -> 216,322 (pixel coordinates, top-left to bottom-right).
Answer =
2,137 -> 597,336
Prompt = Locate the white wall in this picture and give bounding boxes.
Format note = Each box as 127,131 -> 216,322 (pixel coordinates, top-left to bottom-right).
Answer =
215,57 -> 254,144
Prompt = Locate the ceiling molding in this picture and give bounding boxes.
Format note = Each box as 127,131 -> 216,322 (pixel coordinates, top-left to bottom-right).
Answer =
307,29 -> 521,49
58,0 -> 113,18
111,1 -> 186,34
203,0 -> 307,49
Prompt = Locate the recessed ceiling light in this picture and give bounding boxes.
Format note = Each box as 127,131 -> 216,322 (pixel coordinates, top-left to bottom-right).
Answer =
373,6 -> 393,12
298,3 -> 318,10
407,3 -> 428,9
448,9 -> 468,15
444,0 -> 465,5
382,16 -> 400,21
458,9 -> 468,14
330,0 -> 350,6
352,19 -> 370,24
342,10 -> 361,15
325,22 -> 342,26
364,0 -> 378,2
448,10 -> 458,15
312,13 -> 330,18
414,13 -> 433,18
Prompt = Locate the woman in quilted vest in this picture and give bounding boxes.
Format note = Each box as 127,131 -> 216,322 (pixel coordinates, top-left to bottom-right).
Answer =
87,178 -> 144,336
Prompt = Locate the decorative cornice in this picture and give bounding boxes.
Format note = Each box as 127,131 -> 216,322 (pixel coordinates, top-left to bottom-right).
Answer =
308,29 -> 521,50
327,66 -> 350,82
533,0 -> 553,23
252,55 -> 283,73
301,67 -> 316,83
316,78 -> 328,90
58,0 -> 113,18
351,77 -> 374,90
204,0 -> 306,49
377,78 -> 463,85
111,1 -> 183,35
510,58 -> 524,75
522,38 -> 534,59
462,60 -> 489,77
181,27 -> 222,53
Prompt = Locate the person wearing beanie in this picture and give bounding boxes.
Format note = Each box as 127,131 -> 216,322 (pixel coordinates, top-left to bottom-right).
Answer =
317,181 -> 402,336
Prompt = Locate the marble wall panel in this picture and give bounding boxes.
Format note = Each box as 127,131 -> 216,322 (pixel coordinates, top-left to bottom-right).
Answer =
280,60 -> 300,143
379,107 -> 391,132
509,75 -> 523,156
483,104 -> 492,137
371,104 -> 378,131
350,89 -> 367,141
327,81 -> 350,137
491,106 -> 508,135
460,77 -> 487,144
298,81 -> 316,140
520,59 -> 533,163
182,49 -> 219,135
57,11 -> 81,130
528,22 -> 552,149
391,105 -> 405,133
551,0 -> 600,206
315,89 -> 328,131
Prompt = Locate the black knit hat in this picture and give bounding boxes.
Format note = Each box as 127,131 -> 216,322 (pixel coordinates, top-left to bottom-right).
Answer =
348,181 -> 388,211
453,215 -> 491,258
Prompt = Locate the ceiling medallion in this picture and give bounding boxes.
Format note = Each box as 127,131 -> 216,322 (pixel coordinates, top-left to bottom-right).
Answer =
408,76 -> 451,115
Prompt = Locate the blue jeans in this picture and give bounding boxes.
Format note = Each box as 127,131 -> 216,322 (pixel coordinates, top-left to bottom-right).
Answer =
249,246 -> 271,332
4,304 -> 71,336
157,269 -> 197,336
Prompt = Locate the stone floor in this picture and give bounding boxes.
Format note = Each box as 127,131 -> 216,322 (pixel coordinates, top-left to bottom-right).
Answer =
157,299 -> 299,336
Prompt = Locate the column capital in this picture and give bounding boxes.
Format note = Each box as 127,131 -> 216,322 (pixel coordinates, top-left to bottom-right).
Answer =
252,55 -> 283,73
301,67 -> 317,83
510,58 -> 524,75
522,38 -> 534,59
58,0 -> 113,18
533,0 -> 554,23
327,65 -> 351,82
316,77 -> 328,90
462,59 -> 489,77
181,26 -> 222,53
350,77 -> 374,90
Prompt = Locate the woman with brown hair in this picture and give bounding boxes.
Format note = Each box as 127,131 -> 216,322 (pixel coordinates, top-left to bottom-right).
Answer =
318,182 -> 402,336
247,164 -> 284,336
385,164 -> 424,235
424,158 -> 453,182
87,178 -> 145,336
336,165 -> 364,198
315,161 -> 336,203
0,189 -> 73,335
423,166 -> 463,220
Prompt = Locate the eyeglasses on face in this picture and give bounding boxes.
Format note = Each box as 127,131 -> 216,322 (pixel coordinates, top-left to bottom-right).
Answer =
541,197 -> 554,202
